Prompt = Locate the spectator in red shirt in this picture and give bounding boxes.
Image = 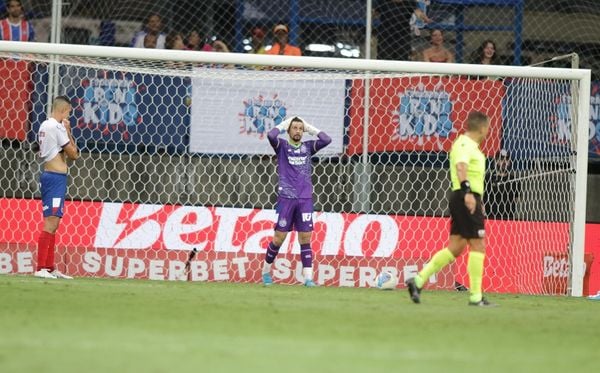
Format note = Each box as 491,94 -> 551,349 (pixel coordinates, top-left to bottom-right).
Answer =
266,24 -> 301,56
0,0 -> 35,41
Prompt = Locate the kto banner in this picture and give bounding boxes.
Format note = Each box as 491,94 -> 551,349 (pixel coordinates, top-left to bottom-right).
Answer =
2,197 -> 597,294
189,70 -> 345,155
29,67 -> 190,151
502,79 -> 600,163
347,76 -> 504,155
502,78 -> 572,162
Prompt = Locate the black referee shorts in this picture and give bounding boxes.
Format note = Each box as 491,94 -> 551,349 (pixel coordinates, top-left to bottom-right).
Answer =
449,190 -> 485,239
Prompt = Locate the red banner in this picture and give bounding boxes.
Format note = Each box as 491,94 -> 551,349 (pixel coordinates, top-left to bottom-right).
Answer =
1,197 -> 597,294
584,223 -> 600,294
347,76 -> 504,155
0,60 -> 31,140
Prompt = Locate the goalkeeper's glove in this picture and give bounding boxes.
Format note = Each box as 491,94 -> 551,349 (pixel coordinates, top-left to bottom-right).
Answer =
275,117 -> 293,132
295,116 -> 320,136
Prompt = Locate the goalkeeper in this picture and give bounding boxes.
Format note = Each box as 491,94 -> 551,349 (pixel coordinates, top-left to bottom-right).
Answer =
406,111 -> 494,306
261,116 -> 331,287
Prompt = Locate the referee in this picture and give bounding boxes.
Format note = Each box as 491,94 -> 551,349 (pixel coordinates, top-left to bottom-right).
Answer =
406,111 -> 494,306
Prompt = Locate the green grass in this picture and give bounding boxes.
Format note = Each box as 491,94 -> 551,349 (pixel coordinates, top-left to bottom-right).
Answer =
1,276 -> 598,373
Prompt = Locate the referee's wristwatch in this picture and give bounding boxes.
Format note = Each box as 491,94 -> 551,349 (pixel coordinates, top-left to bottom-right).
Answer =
460,180 -> 472,194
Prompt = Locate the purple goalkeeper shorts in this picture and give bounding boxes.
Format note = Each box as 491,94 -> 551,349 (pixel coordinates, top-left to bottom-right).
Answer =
40,171 -> 68,218
274,197 -> 314,232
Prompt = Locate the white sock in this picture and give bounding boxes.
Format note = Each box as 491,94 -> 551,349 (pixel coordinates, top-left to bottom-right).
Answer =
262,261 -> 272,275
302,267 -> 313,281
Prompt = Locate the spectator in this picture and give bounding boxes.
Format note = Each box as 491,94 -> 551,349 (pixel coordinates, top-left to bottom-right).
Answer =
185,30 -> 201,50
143,33 -> 158,49
409,0 -> 434,59
266,24 -> 301,56
186,30 -> 213,51
470,39 -> 500,65
98,20 -> 116,46
0,0 -> 34,42
375,0 -> 426,61
210,39 -> 234,69
485,149 -> 520,220
131,13 -> 166,49
249,27 -> 266,54
165,31 -> 186,50
212,39 -> 230,53
422,29 -> 454,63
410,0 -> 433,37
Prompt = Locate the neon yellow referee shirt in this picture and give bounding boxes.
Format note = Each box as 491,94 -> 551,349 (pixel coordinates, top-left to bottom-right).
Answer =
449,134 -> 486,195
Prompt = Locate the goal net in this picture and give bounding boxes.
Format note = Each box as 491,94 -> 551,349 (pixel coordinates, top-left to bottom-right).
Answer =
0,41 -> 590,296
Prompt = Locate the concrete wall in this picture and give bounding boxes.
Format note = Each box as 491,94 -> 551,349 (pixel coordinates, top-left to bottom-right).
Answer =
2,148 -> 597,222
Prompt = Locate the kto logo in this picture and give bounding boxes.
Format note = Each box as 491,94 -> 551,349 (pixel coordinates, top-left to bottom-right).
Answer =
81,78 -> 139,127
395,82 -> 454,147
240,93 -> 287,137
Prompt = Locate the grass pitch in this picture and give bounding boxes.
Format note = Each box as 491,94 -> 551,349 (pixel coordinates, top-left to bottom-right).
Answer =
1,276 -> 598,373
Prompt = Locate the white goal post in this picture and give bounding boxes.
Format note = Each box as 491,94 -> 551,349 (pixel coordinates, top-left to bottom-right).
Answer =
0,41 -> 591,296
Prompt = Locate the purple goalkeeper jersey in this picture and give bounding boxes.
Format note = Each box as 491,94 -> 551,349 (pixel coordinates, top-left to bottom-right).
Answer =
267,128 -> 332,199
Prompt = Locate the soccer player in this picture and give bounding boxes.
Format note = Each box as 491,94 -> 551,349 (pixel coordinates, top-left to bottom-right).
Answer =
0,0 -> 35,41
406,111 -> 494,306
261,116 -> 332,287
34,96 -> 79,279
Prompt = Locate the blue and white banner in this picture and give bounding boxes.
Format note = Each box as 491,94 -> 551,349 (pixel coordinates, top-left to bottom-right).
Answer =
502,79 -> 600,163
31,67 -> 190,152
589,82 -> 600,161
189,70 -> 345,155
502,79 -> 573,162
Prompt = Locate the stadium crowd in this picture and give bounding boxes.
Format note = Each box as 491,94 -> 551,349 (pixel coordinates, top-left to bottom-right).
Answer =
0,0 -> 506,66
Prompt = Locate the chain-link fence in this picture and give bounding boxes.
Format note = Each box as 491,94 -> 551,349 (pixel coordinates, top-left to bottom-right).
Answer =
0,2 -> 596,292
0,43 -> 590,292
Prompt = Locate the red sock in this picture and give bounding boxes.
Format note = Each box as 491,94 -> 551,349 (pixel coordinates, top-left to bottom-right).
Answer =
36,231 -> 53,271
45,232 -> 56,271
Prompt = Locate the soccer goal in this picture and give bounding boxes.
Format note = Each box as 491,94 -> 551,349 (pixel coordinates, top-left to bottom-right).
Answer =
0,41 -> 590,296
